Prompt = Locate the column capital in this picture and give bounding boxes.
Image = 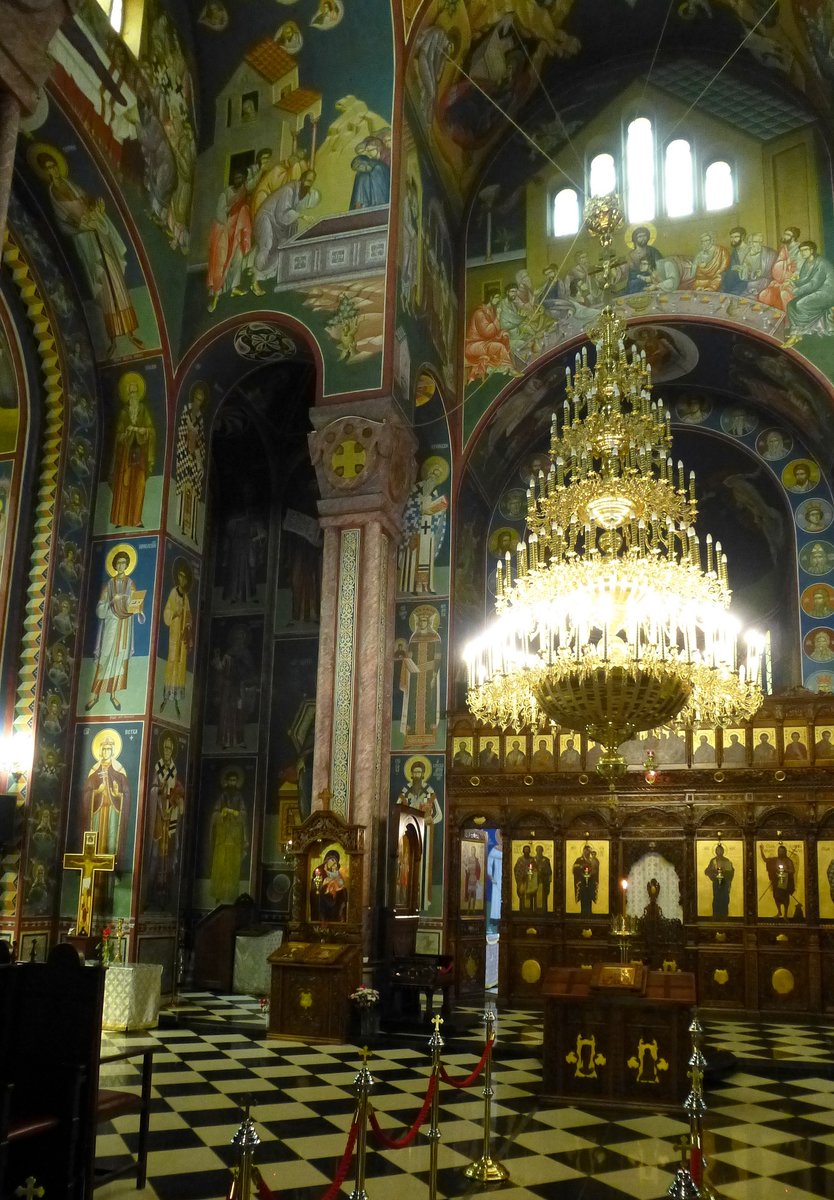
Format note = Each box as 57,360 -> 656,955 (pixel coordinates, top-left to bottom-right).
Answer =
308,396 -> 417,533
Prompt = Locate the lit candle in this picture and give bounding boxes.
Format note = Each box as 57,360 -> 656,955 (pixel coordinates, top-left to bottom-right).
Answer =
621,879 -> 628,919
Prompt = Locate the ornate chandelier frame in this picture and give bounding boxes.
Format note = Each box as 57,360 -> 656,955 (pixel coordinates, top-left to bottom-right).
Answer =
464,197 -> 767,774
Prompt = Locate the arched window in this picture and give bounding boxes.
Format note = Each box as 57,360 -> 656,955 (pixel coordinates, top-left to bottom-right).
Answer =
705,160 -> 734,211
664,139 -> 693,218
553,187 -> 580,237
626,117 -> 655,223
97,0 -> 124,32
589,153 -> 616,198
97,0 -> 144,54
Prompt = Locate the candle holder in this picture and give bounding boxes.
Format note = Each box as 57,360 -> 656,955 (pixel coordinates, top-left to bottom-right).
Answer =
610,914 -> 639,963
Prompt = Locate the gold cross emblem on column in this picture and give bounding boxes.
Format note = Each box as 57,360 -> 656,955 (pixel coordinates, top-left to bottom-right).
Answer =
330,439 -> 366,479
63,830 -> 115,937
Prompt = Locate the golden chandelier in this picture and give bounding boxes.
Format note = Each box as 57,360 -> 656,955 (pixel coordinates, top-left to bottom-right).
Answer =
464,197 -> 767,775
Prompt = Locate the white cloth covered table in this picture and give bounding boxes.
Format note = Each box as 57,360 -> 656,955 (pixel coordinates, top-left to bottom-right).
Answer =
233,928 -> 284,995
102,963 -> 163,1031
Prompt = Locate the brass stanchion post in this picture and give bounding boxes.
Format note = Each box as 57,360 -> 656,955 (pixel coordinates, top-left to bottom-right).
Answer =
229,1097 -> 260,1199
427,1014 -> 444,1200
464,1008 -> 508,1183
350,1046 -> 374,1200
683,1010 -> 716,1200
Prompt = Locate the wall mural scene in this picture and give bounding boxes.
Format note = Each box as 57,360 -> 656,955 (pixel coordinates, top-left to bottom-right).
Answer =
462,69 -> 834,439
45,0 -> 196,343
394,120 -> 457,403
185,0 -> 395,393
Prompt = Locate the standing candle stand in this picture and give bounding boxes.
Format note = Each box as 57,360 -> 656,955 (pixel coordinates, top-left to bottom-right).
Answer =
463,1009 -> 509,1183
611,880 -> 639,963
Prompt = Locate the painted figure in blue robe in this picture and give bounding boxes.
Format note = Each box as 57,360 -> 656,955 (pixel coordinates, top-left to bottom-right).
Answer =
720,227 -> 749,295
349,137 -> 390,209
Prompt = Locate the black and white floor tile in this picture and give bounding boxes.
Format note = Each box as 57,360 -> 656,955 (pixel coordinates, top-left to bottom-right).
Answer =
93,992 -> 834,1200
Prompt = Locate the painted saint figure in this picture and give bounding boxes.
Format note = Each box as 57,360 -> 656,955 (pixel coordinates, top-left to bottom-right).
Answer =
397,757 -> 442,910
209,767 -> 248,904
760,843 -> 797,918
82,729 -> 130,861
148,733 -> 184,908
349,136 -> 390,209
398,457 -> 449,595
704,843 -> 735,918
28,143 -> 143,358
514,844 -> 537,912
109,372 -> 156,528
212,625 -> 258,749
175,383 -> 207,542
85,545 -> 145,712
161,561 -> 194,716
573,844 -> 600,917
398,605 -> 442,747
206,169 -> 251,311
310,849 -> 348,922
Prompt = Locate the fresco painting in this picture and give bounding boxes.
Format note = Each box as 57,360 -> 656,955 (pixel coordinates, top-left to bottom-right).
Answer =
203,615 -> 264,755
140,725 -> 189,915
265,638 -> 318,861
392,599 -> 448,753
394,120 -> 457,400
77,537 -> 157,718
390,752 -> 445,917
194,756 -> 256,910
20,114 -> 160,362
94,361 -> 166,535
185,0 -> 395,393
61,721 -> 144,923
460,56 -> 834,437
152,543 -> 200,729
168,380 -> 208,550
275,467 -> 322,633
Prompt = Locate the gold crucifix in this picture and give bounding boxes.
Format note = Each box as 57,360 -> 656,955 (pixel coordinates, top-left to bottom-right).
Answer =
15,1178 -> 45,1200
63,829 -> 115,937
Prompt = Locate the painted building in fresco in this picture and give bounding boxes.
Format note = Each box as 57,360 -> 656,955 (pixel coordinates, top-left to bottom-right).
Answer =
5,0 -> 834,984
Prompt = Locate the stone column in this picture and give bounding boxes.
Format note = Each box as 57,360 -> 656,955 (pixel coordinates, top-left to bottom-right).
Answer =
308,398 -> 416,949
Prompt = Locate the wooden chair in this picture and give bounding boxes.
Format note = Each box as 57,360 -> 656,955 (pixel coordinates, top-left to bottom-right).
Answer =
0,956 -> 103,1200
94,1046 -> 154,1189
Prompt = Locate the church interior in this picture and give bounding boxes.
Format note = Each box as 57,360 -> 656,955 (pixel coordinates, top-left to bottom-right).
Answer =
4,0 -> 834,1197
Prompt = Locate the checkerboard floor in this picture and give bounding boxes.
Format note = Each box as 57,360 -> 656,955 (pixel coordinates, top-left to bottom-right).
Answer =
93,993 -> 834,1200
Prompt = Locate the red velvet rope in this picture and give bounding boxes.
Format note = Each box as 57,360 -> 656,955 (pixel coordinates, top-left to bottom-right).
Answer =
439,1038 -> 494,1090
368,1072 -> 437,1149
319,1119 -> 360,1200
255,1168 -> 274,1200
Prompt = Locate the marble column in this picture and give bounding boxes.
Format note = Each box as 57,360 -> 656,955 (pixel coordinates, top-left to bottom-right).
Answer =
308,398 -> 416,949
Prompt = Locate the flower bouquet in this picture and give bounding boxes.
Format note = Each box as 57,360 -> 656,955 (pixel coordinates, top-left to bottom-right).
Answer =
349,985 -> 380,1007
350,985 -> 381,1039
98,925 -> 116,966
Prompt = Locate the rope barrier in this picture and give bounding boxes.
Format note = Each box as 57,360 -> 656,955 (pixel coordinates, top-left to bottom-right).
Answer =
368,1072 -> 436,1148
439,1038 -> 494,1090
318,1119 -> 359,1200
254,1167 -> 274,1200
